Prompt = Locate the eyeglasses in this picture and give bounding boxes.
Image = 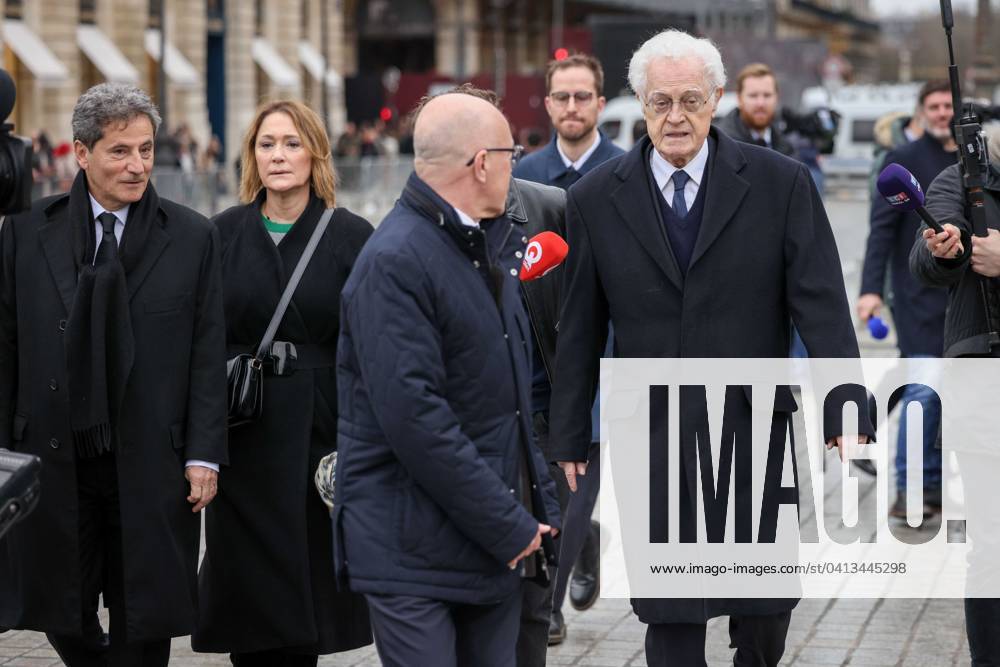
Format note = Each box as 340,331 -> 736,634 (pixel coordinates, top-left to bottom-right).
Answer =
548,91 -> 595,106
465,145 -> 525,167
643,90 -> 713,117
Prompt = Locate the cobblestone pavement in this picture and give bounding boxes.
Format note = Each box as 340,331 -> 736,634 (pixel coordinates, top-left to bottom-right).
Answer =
0,196 -> 974,665
0,595 -> 971,666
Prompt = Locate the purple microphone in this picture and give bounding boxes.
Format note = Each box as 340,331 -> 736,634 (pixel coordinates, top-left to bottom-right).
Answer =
876,163 -> 945,234
867,316 -> 889,340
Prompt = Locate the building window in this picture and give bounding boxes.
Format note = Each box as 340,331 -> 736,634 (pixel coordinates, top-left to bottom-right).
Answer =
80,0 -> 97,24
148,0 -> 163,28
207,0 -> 224,33
4,0 -> 23,19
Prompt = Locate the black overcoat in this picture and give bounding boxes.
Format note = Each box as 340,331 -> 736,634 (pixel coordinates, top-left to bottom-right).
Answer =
0,186 -> 228,640
548,130 -> 866,624
192,193 -> 372,654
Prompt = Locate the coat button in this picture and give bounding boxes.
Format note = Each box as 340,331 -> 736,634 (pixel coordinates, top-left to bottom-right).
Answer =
503,334 -> 509,340
49,379 -> 58,391
58,319 -> 67,332
473,260 -> 481,268
515,251 -> 523,259
521,236 -> 528,243
49,438 -> 60,449
515,409 -> 521,416
509,268 -> 518,276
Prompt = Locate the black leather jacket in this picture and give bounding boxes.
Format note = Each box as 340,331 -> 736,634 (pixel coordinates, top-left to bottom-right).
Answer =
508,178 -> 566,383
910,162 -> 1000,357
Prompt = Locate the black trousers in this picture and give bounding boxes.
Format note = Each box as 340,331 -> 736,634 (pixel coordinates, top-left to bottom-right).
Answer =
645,611 -> 792,667
552,440 -> 601,613
45,453 -> 171,667
366,592 -> 521,667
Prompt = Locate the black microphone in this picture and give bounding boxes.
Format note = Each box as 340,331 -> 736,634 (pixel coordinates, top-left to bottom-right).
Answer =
876,163 -> 945,234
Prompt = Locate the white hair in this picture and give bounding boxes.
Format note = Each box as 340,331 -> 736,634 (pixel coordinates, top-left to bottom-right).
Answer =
627,29 -> 727,99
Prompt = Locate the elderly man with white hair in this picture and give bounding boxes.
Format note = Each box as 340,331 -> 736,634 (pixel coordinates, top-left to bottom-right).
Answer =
547,29 -> 870,666
334,91 -> 561,667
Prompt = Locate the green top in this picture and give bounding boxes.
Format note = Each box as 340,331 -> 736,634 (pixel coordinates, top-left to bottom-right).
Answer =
262,213 -> 293,244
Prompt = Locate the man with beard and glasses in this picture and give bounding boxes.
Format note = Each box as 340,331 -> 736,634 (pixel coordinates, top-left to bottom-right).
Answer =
858,80 -> 957,521
0,83 -> 227,666
715,63 -> 794,158
512,53 -> 624,649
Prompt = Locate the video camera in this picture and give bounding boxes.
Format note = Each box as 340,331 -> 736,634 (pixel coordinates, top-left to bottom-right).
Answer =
0,449 -> 40,540
0,67 -> 33,215
781,107 -> 841,154
967,103 -> 1000,124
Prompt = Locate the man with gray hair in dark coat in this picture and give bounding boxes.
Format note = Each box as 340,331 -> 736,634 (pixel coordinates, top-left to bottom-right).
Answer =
0,83 -> 227,666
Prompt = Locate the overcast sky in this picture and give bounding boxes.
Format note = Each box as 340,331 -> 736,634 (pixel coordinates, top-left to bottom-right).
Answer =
869,0 -> 984,17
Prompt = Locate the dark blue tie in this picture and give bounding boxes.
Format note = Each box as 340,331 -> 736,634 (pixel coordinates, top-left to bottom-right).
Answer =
94,212 -> 119,266
671,170 -> 690,218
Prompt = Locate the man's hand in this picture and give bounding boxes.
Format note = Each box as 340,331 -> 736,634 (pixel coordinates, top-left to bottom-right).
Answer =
856,293 -> 883,322
923,224 -> 964,259
971,229 -> 1000,277
185,465 -> 218,513
508,523 -> 552,569
558,461 -> 588,493
826,434 -> 871,462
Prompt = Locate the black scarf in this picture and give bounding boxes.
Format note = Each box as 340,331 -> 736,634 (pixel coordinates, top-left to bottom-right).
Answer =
64,170 -> 157,457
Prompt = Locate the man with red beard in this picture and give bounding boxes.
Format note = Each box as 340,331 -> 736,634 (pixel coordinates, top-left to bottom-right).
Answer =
513,53 -> 624,653
716,63 -> 795,158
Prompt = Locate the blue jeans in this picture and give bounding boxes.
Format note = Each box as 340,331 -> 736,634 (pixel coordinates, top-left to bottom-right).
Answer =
895,357 -> 942,493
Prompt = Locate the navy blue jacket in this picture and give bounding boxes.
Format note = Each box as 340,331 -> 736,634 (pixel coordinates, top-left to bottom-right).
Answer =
335,173 -> 561,604
860,133 -> 953,356
514,130 -> 624,188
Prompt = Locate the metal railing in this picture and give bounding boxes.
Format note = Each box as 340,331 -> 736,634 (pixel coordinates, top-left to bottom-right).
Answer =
29,154 -> 871,220
31,167 -> 236,217
29,157 -> 416,222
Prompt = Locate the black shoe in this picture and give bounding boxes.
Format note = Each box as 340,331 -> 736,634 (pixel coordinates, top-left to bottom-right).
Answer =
570,520 -> 600,611
547,610 -> 566,646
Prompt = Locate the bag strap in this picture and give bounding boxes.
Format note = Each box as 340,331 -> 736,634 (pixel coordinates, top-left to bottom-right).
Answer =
254,207 -> 335,359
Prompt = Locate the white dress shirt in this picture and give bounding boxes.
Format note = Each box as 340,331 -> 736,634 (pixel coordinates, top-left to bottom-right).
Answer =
750,127 -> 773,147
649,138 -> 710,213
89,195 -> 219,473
89,195 -> 129,263
556,133 -> 602,171
454,207 -> 480,228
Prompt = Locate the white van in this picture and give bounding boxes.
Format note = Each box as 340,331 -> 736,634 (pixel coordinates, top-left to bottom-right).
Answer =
599,84 -> 922,160
799,84 -> 921,160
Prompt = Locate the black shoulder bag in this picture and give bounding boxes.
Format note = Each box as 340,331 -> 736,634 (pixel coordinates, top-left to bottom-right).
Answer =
227,208 -> 334,428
